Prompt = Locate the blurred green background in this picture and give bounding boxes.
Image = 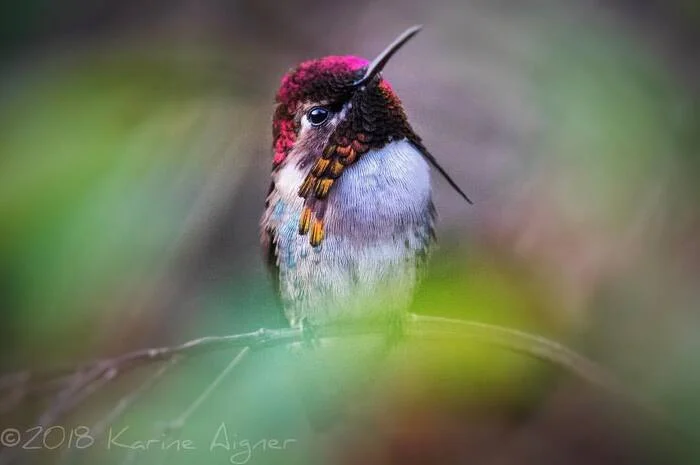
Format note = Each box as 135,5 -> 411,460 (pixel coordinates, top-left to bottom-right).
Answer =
0,0 -> 699,464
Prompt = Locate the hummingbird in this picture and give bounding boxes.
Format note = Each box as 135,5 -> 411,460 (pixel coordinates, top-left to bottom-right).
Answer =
261,25 -> 471,335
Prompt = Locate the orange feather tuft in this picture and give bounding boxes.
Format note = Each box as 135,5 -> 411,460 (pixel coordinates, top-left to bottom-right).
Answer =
314,178 -> 334,198
299,206 -> 313,235
311,158 -> 330,177
309,219 -> 325,247
298,175 -> 317,197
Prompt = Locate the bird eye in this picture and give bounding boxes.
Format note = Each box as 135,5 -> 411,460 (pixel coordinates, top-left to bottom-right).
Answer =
307,107 -> 330,126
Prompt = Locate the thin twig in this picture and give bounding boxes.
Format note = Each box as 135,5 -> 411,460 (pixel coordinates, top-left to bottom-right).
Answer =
0,327 -> 302,396
92,358 -> 180,439
119,348 -> 250,465
35,364 -> 117,428
58,357 -> 181,465
407,315 -> 621,393
0,328 -> 301,428
164,347 -> 250,432
0,371 -> 75,415
0,365 -> 116,465
405,314 -> 674,429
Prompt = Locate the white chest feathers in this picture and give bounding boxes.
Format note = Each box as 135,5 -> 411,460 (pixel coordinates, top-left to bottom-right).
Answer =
267,139 -> 435,327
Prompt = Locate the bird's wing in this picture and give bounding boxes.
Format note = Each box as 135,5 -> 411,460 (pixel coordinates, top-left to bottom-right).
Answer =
261,181 -> 281,296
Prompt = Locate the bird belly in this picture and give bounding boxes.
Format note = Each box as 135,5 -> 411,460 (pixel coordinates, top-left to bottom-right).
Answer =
269,139 -> 434,327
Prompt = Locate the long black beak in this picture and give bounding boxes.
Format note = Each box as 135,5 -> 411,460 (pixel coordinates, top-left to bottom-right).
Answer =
355,25 -> 473,205
353,25 -> 423,88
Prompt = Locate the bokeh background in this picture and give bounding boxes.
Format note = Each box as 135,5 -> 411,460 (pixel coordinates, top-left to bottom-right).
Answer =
1,0 -> 699,464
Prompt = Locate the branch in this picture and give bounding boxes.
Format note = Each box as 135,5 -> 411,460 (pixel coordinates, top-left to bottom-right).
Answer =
405,315 -> 670,424
0,314 -> 676,450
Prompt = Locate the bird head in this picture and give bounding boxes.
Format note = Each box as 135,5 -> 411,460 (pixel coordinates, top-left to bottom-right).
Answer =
271,26 -> 470,246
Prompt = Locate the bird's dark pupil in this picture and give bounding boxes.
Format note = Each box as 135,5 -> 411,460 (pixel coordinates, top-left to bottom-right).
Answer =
308,107 -> 329,125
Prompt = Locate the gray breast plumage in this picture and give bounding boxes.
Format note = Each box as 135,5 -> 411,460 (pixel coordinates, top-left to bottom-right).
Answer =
263,139 -> 435,327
